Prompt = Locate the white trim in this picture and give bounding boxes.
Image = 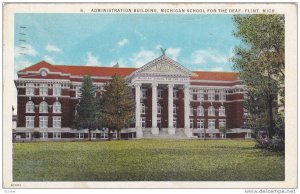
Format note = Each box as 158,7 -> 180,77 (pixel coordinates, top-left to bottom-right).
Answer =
15,127 -> 71,131
190,79 -> 242,84
16,78 -> 71,82
129,55 -> 193,79
17,95 -> 71,98
70,75 -> 112,80
18,72 -> 114,80
18,70 -> 70,76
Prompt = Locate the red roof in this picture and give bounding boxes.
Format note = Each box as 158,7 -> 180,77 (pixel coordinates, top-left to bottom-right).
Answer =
19,61 -> 239,81
57,65 -> 136,77
19,61 -> 136,77
192,71 -> 239,81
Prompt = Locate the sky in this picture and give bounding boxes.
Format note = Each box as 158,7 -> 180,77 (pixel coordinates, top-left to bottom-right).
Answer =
14,13 -> 241,77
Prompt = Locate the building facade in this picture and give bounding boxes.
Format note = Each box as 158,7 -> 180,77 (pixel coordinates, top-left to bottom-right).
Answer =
14,54 -> 252,141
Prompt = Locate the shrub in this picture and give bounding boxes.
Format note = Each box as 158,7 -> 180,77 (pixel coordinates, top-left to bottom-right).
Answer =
255,136 -> 284,153
32,132 -> 40,139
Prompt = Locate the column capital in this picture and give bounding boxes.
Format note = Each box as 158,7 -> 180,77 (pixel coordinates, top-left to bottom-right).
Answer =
168,84 -> 174,89
134,83 -> 141,88
184,84 -> 190,89
151,83 -> 158,87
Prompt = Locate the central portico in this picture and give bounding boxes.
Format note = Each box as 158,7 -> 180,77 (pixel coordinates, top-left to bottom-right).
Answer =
128,54 -> 193,138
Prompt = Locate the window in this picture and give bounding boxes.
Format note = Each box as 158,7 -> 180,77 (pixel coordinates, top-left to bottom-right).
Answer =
173,90 -> 178,99
197,106 -> 204,116
76,86 -> 81,98
100,133 -> 108,139
26,101 -> 35,113
208,90 -> 215,101
140,103 -> 146,114
141,89 -> 147,98
39,83 -> 48,96
209,133 -> 216,139
91,133 -> 97,139
40,132 -> 48,139
190,93 -> 194,101
76,133 -> 84,139
208,106 -> 215,116
190,106 -> 193,116
219,92 -> 226,101
173,118 -> 177,128
53,132 -> 61,139
25,116 -> 34,128
198,133 -> 205,138
158,89 -> 163,98
219,119 -> 226,129
25,132 -> 31,139
245,132 -> 252,139
53,101 -> 61,113
157,117 -> 161,127
173,104 -> 177,114
141,117 -> 146,128
26,83 -> 35,96
39,116 -> 48,129
197,119 -> 204,129
190,118 -> 193,128
53,83 -> 61,96
219,106 -> 226,116
197,90 -> 204,101
53,116 -> 61,128
39,101 -> 48,113
208,119 -> 215,129
157,103 -> 162,114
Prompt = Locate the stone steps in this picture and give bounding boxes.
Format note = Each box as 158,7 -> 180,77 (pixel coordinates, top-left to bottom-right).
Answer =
142,128 -> 190,139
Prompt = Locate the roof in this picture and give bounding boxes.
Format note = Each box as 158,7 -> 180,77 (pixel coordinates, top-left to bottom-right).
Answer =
192,71 -> 239,81
19,61 -> 136,77
18,61 -> 239,81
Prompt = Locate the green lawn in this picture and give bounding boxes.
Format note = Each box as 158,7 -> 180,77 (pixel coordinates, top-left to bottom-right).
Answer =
13,139 -> 284,181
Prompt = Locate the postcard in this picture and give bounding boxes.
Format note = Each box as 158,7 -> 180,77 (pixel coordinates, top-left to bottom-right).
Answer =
2,2 -> 297,189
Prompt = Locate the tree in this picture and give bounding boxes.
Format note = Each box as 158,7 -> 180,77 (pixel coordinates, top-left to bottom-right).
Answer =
232,15 -> 284,138
73,75 -> 101,141
219,126 -> 227,139
101,75 -> 135,141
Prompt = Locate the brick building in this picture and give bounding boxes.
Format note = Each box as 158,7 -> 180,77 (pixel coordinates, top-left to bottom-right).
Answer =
14,54 -> 252,141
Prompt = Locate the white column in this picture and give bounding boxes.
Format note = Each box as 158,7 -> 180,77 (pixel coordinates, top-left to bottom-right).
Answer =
168,84 -> 174,128
184,85 -> 191,137
135,83 -> 143,138
151,83 -> 159,135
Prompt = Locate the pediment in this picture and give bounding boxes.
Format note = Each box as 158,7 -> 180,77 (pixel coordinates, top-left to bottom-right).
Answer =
130,55 -> 193,77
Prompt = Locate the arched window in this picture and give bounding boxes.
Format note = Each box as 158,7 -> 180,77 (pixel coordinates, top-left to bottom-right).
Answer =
190,106 -> 193,116
39,101 -> 48,113
53,101 -> 61,113
197,106 -> 204,116
26,101 -> 35,113
208,90 -> 215,101
219,106 -> 226,116
173,104 -> 177,114
208,106 -> 215,116
140,103 -> 146,114
157,103 -> 162,114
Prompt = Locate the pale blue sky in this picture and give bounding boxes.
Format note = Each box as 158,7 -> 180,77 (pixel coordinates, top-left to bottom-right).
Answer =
14,14 -> 240,75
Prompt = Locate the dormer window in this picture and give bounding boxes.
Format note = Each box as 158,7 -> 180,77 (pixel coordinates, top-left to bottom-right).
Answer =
53,84 -> 61,96
26,83 -> 35,96
208,90 -> 215,101
39,83 -> 48,96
